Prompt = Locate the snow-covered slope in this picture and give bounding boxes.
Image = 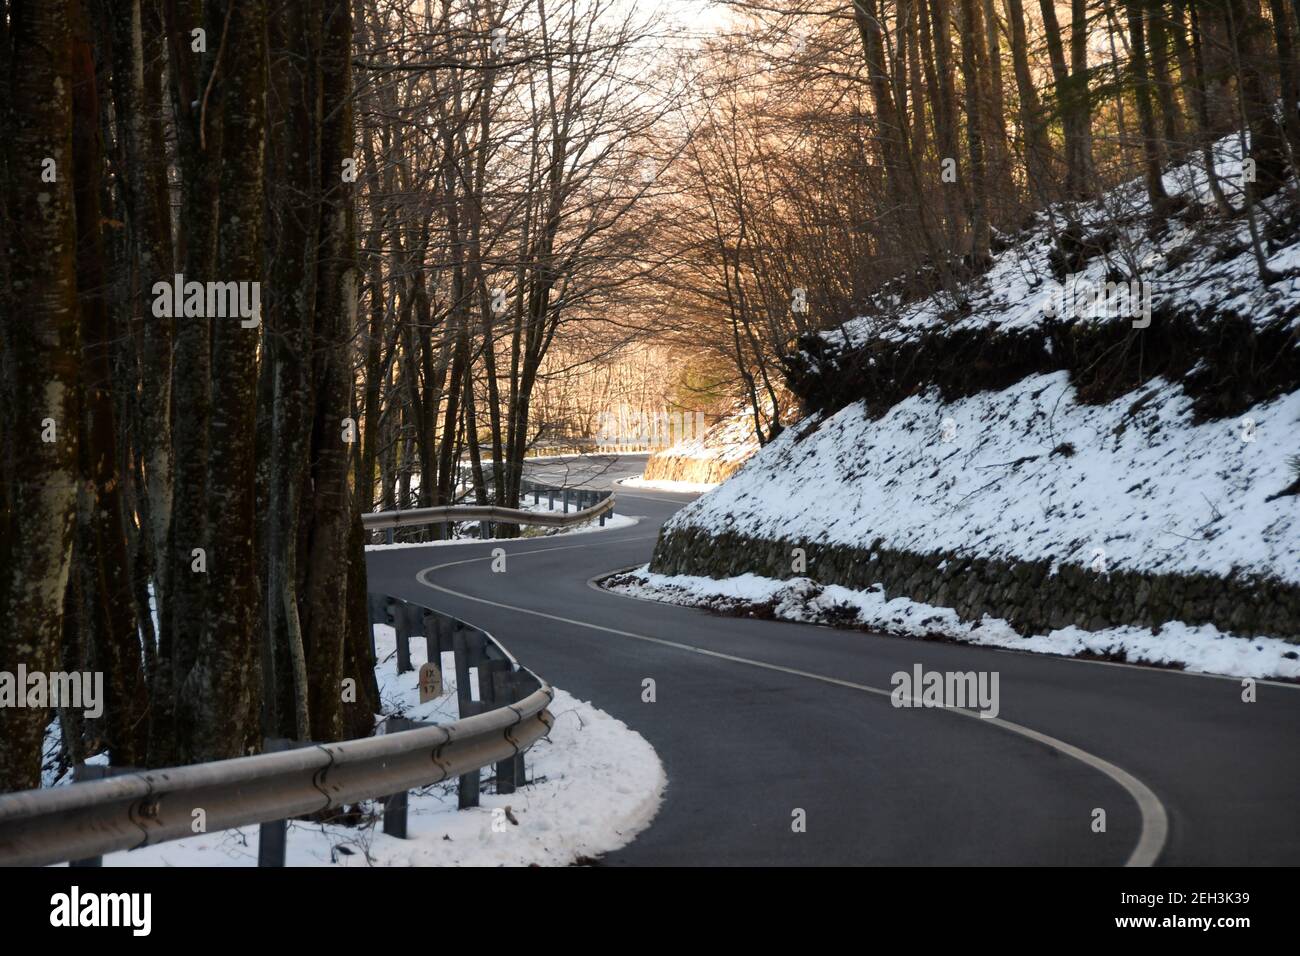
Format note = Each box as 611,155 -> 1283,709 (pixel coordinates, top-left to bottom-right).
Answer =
651,136 -> 1300,650
786,134 -> 1300,425
826,135 -> 1300,350
666,373 -> 1297,586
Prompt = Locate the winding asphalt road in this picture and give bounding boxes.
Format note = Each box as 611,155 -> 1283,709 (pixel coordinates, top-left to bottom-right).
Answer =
366,454 -> 1300,866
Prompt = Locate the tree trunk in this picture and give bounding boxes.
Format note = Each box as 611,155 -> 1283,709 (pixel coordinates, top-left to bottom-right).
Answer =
263,0 -> 320,742
854,0 -> 913,255
1040,0 -> 1095,198
1006,0 -> 1052,198
1149,1 -> 1184,150
180,0 -> 267,762
107,0 -> 174,645
1268,0 -> 1300,171
303,0 -> 360,744
959,0 -> 992,260
1069,0 -> 1096,195
71,0 -> 149,765
154,0 -> 221,766
928,0 -> 966,245
1227,0 -> 1288,196
0,0 -> 81,792
1127,0 -> 1173,213
1172,0 -> 1236,212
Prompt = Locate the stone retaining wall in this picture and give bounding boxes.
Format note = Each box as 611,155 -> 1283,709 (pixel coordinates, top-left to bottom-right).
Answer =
651,527 -> 1300,641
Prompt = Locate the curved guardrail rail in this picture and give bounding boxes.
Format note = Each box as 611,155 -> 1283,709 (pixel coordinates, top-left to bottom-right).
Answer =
0,686 -> 552,868
362,494 -> 613,531
0,476 -> 619,867
0,592 -> 554,868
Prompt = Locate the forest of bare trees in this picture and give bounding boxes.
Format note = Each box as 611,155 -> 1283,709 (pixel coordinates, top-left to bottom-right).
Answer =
659,0 -> 1300,440
0,0 -> 684,792
2,0 -> 1299,792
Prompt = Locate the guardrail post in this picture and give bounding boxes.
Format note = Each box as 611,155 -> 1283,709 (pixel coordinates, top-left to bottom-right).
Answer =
478,659 -> 511,794
394,603 -> 414,674
438,612 -> 455,662
453,626 -> 481,809
257,738 -> 308,867
491,670 -> 527,794
511,668 -> 543,787
366,593 -> 390,659
367,592 -> 388,626
69,764 -> 136,866
381,717 -> 413,839
419,608 -> 440,665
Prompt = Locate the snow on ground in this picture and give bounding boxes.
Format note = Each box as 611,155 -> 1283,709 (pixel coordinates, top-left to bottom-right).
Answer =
816,134 -> 1300,360
83,619 -> 664,866
634,136 -> 1300,680
606,565 -> 1300,680
619,475 -> 719,493
666,371 -> 1299,585
85,683 -> 663,866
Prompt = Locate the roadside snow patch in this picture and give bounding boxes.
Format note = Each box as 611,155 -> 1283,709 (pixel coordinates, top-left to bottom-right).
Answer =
70,613 -> 665,865
606,565 -> 1300,680
620,476 -> 719,493
89,686 -> 664,867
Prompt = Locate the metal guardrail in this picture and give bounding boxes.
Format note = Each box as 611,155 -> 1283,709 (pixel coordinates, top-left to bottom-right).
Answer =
363,495 -> 613,531
364,482 -> 614,533
0,595 -> 554,868
531,441 -> 669,454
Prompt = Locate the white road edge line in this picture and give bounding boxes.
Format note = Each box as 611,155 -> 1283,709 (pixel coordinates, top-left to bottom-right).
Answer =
414,548 -> 1169,867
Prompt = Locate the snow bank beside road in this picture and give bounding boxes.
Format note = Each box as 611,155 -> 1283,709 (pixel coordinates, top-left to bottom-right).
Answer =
655,130 -> 1300,660
92,684 -> 664,867
606,566 -> 1300,680
620,475 -> 720,493
86,620 -> 665,866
